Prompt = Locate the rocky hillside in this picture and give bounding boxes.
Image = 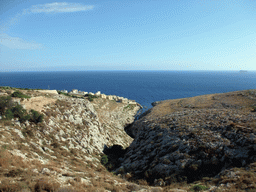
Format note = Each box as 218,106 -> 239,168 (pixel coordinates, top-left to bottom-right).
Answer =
1,87 -> 256,192
0,87 -> 164,192
116,90 -> 256,191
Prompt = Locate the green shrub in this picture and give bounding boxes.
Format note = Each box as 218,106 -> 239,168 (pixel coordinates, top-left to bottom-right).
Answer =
0,86 -> 11,90
5,109 -> 14,120
101,155 -> 108,165
19,114 -> 31,123
57,91 -> 69,97
11,104 -> 27,119
8,104 -> 31,123
190,184 -> 209,192
0,96 -> 12,115
11,91 -> 30,99
87,95 -> 98,102
30,109 -> 44,123
1,95 -> 43,124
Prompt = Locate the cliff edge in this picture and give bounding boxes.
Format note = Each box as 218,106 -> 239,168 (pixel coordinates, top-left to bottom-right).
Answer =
1,87 -> 256,191
0,87 -> 163,192
117,90 -> 256,191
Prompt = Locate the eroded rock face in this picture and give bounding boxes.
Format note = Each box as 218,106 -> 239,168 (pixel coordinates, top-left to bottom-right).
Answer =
40,94 -> 141,154
0,89 -> 144,191
117,90 -> 256,185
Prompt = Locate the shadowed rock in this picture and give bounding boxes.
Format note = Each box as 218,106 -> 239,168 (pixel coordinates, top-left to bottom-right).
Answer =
116,90 -> 256,185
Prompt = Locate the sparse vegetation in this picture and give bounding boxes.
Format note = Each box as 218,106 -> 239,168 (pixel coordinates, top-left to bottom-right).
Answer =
87,94 -> 98,102
11,90 -> 31,99
189,184 -> 209,191
4,109 -> 14,120
57,90 -> 69,96
101,155 -> 108,165
57,90 -> 84,99
30,109 -> 44,123
0,95 -> 44,123
0,96 -> 12,115
1,87 -> 256,191
124,104 -> 135,110
0,86 -> 11,90
0,86 -> 42,91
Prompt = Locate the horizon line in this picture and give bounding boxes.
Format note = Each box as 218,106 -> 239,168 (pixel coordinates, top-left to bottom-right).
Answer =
0,69 -> 254,73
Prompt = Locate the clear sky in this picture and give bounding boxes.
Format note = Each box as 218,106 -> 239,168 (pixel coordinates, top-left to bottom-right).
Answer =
0,0 -> 255,72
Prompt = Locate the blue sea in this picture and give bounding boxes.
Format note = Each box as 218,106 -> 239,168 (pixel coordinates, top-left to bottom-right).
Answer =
0,71 -> 256,113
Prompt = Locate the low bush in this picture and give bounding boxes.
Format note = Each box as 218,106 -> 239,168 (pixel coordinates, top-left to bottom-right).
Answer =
124,104 -> 135,110
101,155 -> 109,165
0,96 -> 12,115
0,86 -> 11,90
189,184 -> 208,192
4,109 -> 14,120
10,104 -> 29,122
20,114 -> 31,123
0,99 -> 44,123
87,94 -> 98,102
11,91 -> 30,99
30,109 -> 44,123
57,91 -> 69,97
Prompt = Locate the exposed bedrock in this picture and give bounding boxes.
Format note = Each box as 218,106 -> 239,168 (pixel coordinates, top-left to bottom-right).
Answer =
117,90 -> 256,185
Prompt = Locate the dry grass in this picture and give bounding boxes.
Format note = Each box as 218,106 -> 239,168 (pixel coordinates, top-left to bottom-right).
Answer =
20,96 -> 57,112
0,149 -> 27,169
144,90 -> 256,120
34,178 -> 60,192
2,87 -> 255,191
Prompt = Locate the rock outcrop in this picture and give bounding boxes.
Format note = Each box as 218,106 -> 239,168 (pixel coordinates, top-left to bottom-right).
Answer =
117,90 -> 256,188
1,87 -> 256,191
0,87 -> 155,191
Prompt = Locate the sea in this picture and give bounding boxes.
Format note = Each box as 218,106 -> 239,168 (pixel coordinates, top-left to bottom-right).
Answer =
1,70 -> 256,114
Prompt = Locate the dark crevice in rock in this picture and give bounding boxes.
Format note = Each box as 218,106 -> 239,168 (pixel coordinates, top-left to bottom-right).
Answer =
102,144 -> 128,171
124,122 -> 135,138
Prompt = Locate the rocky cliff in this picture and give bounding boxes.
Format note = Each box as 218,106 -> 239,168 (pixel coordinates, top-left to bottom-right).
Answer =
1,87 -> 256,192
0,87 -> 164,192
116,90 -> 256,191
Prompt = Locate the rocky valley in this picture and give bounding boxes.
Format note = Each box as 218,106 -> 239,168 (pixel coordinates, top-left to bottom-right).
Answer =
0,87 -> 256,192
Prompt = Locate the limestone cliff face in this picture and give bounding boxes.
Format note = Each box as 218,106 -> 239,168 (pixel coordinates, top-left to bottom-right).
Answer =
117,90 -> 256,187
26,93 -> 140,155
0,89 -> 141,167
2,88 -> 256,191
0,88 -> 145,190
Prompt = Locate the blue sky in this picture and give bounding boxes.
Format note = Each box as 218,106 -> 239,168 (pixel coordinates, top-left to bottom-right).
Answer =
0,0 -> 255,72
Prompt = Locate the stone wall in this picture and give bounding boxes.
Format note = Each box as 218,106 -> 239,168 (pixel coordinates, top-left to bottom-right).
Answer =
37,90 -> 59,95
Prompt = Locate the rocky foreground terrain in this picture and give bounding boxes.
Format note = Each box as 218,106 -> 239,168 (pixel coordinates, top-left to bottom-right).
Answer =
0,87 -> 256,192
118,89 -> 256,191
